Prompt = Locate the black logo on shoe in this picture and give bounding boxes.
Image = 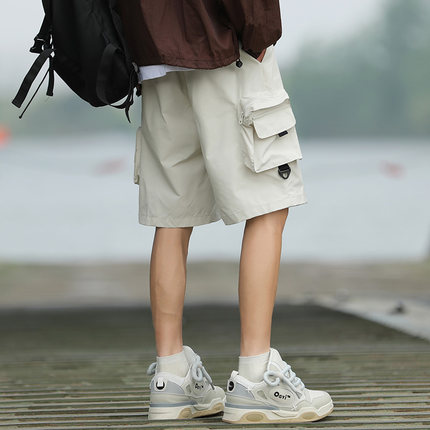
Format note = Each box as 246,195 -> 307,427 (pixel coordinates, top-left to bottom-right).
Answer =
274,390 -> 291,400
228,380 -> 235,391
155,380 -> 165,390
278,163 -> 291,180
194,382 -> 204,390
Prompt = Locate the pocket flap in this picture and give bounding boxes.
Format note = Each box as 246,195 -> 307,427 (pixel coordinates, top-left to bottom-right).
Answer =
241,88 -> 290,115
240,89 -> 296,139
252,100 -> 297,139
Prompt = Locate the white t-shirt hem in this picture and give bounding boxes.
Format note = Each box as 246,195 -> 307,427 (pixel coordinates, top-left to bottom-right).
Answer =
138,64 -> 195,82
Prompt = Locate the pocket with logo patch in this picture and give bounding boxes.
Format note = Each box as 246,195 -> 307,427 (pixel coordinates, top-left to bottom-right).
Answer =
238,88 -> 302,173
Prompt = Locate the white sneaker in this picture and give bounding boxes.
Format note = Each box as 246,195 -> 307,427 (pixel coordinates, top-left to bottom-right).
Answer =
222,347 -> 334,424
146,345 -> 225,420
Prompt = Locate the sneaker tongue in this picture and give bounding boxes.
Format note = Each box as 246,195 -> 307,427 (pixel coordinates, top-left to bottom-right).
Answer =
267,348 -> 286,372
182,345 -> 196,364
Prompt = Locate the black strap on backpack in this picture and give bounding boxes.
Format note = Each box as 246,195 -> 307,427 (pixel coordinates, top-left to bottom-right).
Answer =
12,0 -> 140,123
12,3 -> 55,118
95,0 -> 140,120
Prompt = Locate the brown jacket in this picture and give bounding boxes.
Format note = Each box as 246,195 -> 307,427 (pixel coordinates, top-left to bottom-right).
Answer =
116,0 -> 282,69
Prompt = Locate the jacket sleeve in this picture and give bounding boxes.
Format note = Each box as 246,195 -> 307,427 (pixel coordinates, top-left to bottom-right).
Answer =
220,0 -> 282,58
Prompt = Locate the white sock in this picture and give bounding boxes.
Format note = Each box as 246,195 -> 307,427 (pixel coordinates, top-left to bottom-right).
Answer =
238,349 -> 270,382
156,348 -> 189,377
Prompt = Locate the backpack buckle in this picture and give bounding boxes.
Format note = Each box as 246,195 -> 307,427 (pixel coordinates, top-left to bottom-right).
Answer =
30,37 -> 46,54
30,35 -> 51,54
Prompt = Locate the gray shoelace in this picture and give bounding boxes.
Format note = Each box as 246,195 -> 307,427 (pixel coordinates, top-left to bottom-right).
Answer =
263,361 -> 305,391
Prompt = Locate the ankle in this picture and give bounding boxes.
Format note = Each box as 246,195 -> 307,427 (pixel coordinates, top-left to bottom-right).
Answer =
240,342 -> 271,357
157,344 -> 184,357
156,346 -> 189,377
238,348 -> 270,382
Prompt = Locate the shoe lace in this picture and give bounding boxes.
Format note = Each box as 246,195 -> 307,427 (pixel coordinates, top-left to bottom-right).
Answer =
263,360 -> 305,391
146,353 -> 215,390
190,353 -> 215,390
146,361 -> 157,375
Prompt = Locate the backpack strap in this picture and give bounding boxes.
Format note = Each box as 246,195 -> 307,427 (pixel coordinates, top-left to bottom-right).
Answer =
11,48 -> 54,108
101,0 -> 141,123
30,14 -> 51,54
11,0 -> 55,118
96,43 -> 139,123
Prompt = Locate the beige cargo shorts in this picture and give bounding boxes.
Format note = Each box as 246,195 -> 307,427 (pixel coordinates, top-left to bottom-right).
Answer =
133,44 -> 307,227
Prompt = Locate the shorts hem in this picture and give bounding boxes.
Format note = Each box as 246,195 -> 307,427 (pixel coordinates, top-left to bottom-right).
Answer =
138,212 -> 221,228
221,193 -> 308,226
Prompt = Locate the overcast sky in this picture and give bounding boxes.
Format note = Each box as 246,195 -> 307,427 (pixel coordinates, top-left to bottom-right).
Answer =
1,0 -> 384,94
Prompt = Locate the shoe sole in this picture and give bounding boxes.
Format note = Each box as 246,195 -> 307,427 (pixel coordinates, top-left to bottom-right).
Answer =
148,398 -> 225,420
222,400 -> 334,424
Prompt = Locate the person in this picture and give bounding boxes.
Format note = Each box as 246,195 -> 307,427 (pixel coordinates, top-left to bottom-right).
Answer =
117,0 -> 334,424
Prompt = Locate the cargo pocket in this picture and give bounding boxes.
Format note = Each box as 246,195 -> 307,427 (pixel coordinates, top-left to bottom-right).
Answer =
133,126 -> 143,184
239,88 -> 302,174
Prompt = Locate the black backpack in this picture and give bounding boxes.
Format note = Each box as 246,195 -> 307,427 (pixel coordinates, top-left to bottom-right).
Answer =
12,0 -> 141,123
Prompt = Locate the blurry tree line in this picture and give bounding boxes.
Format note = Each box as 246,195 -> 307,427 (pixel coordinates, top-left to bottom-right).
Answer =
2,0 -> 429,139
283,0 -> 430,138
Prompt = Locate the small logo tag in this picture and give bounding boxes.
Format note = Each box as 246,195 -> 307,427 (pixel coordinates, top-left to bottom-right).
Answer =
274,390 -> 292,400
278,163 -> 291,180
155,377 -> 165,390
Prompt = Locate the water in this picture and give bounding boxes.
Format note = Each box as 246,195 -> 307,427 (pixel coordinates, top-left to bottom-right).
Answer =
1,133 -> 429,263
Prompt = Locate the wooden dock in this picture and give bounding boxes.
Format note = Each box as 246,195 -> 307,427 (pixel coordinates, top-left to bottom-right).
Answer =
1,303 -> 430,429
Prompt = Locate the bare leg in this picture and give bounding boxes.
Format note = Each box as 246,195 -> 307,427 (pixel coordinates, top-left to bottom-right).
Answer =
150,226 -> 193,357
239,208 -> 289,356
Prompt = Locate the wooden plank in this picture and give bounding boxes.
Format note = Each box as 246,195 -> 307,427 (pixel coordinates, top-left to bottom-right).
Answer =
0,304 -> 429,429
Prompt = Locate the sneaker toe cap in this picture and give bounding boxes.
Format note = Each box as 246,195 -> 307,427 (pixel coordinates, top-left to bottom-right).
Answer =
205,385 -> 225,402
308,389 -> 332,409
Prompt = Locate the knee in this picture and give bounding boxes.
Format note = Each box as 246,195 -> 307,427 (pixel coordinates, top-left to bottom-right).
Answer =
247,207 -> 289,231
270,208 -> 289,230
155,226 -> 193,241
275,207 -> 289,220
155,226 -> 193,232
